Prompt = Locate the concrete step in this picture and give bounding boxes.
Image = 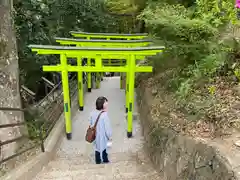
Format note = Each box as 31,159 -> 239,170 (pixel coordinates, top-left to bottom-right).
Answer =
72,171 -> 161,180
53,150 -> 150,170
34,150 -> 160,180
34,164 -> 160,180
47,159 -> 148,172
55,151 -> 138,164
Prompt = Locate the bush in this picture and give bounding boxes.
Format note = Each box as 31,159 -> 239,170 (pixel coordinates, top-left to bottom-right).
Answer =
139,1 -> 236,101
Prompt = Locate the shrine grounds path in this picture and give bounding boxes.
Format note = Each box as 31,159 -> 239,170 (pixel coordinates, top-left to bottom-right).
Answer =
33,76 -> 162,180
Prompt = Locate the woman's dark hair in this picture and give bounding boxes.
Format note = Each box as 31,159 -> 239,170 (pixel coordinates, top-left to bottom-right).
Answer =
96,96 -> 108,110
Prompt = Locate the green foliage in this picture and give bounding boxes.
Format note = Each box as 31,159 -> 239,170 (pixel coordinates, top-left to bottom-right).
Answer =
194,0 -> 237,27
105,0 -> 141,33
139,0 -> 237,103
24,108 -> 44,139
14,0 -> 118,92
140,4 -> 218,67
106,0 -> 138,13
146,0 -> 195,7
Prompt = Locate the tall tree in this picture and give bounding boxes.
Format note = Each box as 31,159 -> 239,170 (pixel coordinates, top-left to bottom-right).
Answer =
0,1 -> 23,162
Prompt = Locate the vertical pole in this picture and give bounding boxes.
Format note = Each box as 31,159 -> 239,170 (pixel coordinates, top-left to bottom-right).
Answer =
77,57 -> 84,111
127,54 -> 135,138
86,36 -> 92,92
91,59 -> 96,88
125,59 -> 129,113
120,59 -> 123,89
61,54 -> 72,140
120,72 -> 123,89
100,72 -> 103,81
107,59 -> 111,78
87,58 -> 91,92
125,45 -> 130,112
95,55 -> 102,89
96,72 -> 100,89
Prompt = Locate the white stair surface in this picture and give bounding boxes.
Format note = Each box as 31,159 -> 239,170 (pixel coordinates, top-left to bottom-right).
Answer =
33,77 -> 162,180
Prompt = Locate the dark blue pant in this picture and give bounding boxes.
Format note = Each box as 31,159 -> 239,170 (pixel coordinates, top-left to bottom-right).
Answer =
95,149 -> 109,164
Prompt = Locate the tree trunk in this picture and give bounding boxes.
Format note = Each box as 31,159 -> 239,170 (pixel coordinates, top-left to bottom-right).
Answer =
0,1 -> 23,165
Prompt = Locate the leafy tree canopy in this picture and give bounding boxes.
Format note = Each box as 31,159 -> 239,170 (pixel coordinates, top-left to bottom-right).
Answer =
14,0 -> 118,92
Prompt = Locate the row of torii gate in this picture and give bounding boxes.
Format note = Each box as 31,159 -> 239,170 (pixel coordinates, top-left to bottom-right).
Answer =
29,31 -> 164,140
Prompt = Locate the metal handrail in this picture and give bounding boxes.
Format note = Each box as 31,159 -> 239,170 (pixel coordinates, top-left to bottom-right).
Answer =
35,81 -> 62,108
0,74 -> 78,165
0,122 -> 25,128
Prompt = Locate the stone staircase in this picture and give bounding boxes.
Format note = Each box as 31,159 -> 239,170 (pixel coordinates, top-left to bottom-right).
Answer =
33,77 -> 162,180
34,151 -> 161,180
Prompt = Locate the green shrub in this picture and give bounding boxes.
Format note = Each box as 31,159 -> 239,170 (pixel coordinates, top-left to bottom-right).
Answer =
140,4 -> 218,64
139,1 -> 236,101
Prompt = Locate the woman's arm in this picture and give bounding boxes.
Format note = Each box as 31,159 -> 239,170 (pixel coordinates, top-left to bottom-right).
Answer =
104,113 -> 112,140
89,113 -> 93,127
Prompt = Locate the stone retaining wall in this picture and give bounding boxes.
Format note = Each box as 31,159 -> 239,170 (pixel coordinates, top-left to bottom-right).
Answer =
136,86 -> 239,180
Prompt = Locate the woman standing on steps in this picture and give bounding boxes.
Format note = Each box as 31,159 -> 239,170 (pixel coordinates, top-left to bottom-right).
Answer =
89,96 -> 112,164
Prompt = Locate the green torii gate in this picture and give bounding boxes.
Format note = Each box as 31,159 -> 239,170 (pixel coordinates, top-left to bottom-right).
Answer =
55,37 -> 151,47
69,32 -> 149,99
28,45 -> 164,139
54,37 -> 152,111
70,31 -> 148,40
